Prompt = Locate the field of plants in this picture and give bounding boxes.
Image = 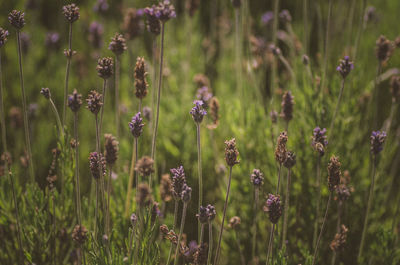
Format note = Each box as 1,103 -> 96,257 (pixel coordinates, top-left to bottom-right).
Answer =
0,0 -> 399,264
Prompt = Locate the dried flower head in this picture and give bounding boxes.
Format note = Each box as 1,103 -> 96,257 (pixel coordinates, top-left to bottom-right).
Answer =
270,110 -> 278,123
89,152 -> 106,180
134,57 -> 148,99
250,169 -> 264,187
370,131 -> 386,155
327,156 -> 341,192
8,10 -> 25,30
155,0 -> 176,22
390,76 -> 400,102
302,54 -> 310,65
376,35 -> 394,63
181,183 -> 192,203
88,21 -> 104,49
206,204 -> 216,221
40,87 -> 51,99
160,224 -> 178,245
109,33 -> 127,56
136,183 -> 152,206
335,183 -> 351,202
151,201 -> 161,223
190,100 -> 207,123
104,134 -> 119,165
225,138 -> 240,167
312,127 -> 328,156
197,206 -> 209,224
0,28 -> 9,47
207,97 -> 220,129
196,87 -> 213,108
144,6 -> 161,35
62,4 -> 80,23
129,112 -> 145,138
280,91 -> 294,122
72,225 -> 88,245
171,166 -> 187,200
142,106 -> 152,121
86,90 -> 103,115
123,8 -> 144,40
229,216 -> 241,229
330,225 -> 348,252
193,74 -> 210,88
160,174 -> 173,202
279,9 -> 292,24
336,56 -> 354,79
193,243 -> 208,265
130,213 -> 138,226
135,156 -> 154,177
97,57 -> 114,79
283,151 -> 296,169
68,89 -> 82,112
263,194 -> 282,224
275,131 -> 288,164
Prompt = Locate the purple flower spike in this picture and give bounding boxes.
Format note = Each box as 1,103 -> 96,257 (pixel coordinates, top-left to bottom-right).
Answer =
196,86 -> 213,108
336,56 -> 354,79
171,166 -> 186,200
190,100 -> 207,124
261,11 -> 274,26
312,127 -> 328,156
370,131 -> 387,155
263,194 -> 282,224
250,169 -> 264,187
129,112 -> 144,138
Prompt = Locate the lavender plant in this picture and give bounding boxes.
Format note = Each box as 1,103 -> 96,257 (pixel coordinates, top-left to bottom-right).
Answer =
264,194 -> 282,265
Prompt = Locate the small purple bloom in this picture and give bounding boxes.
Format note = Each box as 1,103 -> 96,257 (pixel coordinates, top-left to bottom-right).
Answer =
261,11 -> 274,26
45,32 -> 61,50
93,0 -> 109,13
0,28 -> 10,48
171,166 -> 187,200
88,21 -> 104,49
263,194 -> 282,224
190,100 -> 207,124
250,169 -> 264,187
129,112 -> 144,138
196,86 -> 213,108
312,127 -> 328,156
370,131 -> 386,155
336,56 -> 354,79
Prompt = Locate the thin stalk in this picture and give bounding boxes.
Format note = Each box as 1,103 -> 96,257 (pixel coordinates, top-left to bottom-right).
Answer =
8,169 -> 24,262
95,114 -> 106,234
313,155 -> 321,247
214,166 -> 233,265
138,99 -> 142,113
383,101 -> 396,132
49,98 -> 64,137
17,30 -> 34,181
235,230 -> 245,265
150,40 -> 157,131
321,0 -> 333,93
0,51 -> 7,152
99,79 -> 107,135
207,221 -> 213,265
196,123 -> 203,239
115,55 -> 120,138
331,202 -> 342,265
303,0 -> 309,54
234,8 -> 244,124
353,0 -> 367,60
63,23 -> 72,125
174,202 -> 188,265
150,22 -> 166,189
282,168 -> 291,249
265,224 -> 276,265
276,163 -> 282,194
74,113 -> 82,225
52,190 -> 56,265
167,200 -> 179,265
95,179 -> 99,239
271,0 -> 279,97
358,156 -> 377,261
278,54 -> 297,85
200,224 -> 205,244
252,187 -> 259,262
125,137 -> 138,218
312,192 -> 332,265
106,166 -> 112,236
372,64 -> 382,129
128,224 -> 135,259
328,78 -> 345,141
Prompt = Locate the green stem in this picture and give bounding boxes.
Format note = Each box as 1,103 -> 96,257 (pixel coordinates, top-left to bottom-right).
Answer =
276,163 -> 282,194
320,0 -> 333,93
372,64 -> 382,130
328,78 -> 345,142
49,98 -> 64,137
95,180 -> 99,239
313,155 -> 321,247
235,230 -> 245,265
331,202 -> 342,265
17,30 -> 34,181
52,191 -> 56,265
125,137 -> 138,218
265,224 -> 275,265
99,79 -> 107,136
358,156 -> 377,261
63,23 -> 72,125
353,0 -> 367,60
303,0 -> 309,54
197,123 -> 202,239
74,113 -> 82,225
150,22 -> 165,189
214,166 -> 233,265
312,192 -> 332,265
174,202 -> 188,265
200,224 -> 205,244
167,200 -> 179,265
0,51 -> 7,153
252,187 -> 259,262
207,221 -> 213,265
106,166 -> 112,236
282,168 -> 291,250
115,55 -> 120,139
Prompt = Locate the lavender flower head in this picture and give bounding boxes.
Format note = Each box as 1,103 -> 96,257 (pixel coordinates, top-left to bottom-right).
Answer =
263,194 -> 282,224
280,91 -> 294,122
96,57 -> 114,79
8,10 -> 25,30
130,213 -> 137,226
129,112 -> 144,138
0,28 -> 9,48
225,138 -> 240,167
196,87 -> 213,108
109,33 -> 127,56
142,106 -> 152,121
190,100 -> 207,124
144,6 -> 161,35
197,206 -> 209,224
154,0 -> 176,22
336,56 -> 354,79
93,0 -> 109,13
370,131 -> 386,155
312,127 -> 328,156
68,89 -> 82,112
279,9 -> 292,24
206,204 -> 216,221
171,166 -> 187,200
62,4 -> 80,23
250,169 -> 264,187
86,90 -> 103,115
261,11 -> 274,26
45,32 -> 61,50
40,88 -> 51,99
181,183 -> 192,203
88,22 -> 104,49
283,151 -> 296,169
89,152 -> 106,180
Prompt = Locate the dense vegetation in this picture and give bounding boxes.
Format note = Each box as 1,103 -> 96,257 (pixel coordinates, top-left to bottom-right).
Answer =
0,0 -> 400,264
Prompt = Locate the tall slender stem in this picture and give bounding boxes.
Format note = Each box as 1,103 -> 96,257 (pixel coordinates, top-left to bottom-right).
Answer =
115,56 -> 120,138
99,79 -> 107,135
50,98 -> 64,137
303,0 -> 309,54
150,23 -> 165,189
74,113 -> 82,225
372,64 -> 382,129
63,23 -> 72,125
331,202 -> 342,265
214,166 -> 233,265
358,156 -> 376,261
200,224 -> 205,244
353,0 -> 367,60
312,192 -> 332,265
282,169 -> 291,249
207,221 -> 213,265
329,79 -> 345,141
252,187 -> 259,263
235,230 -> 245,265
313,155 -> 321,247
52,190 -> 56,265
16,30 -> 34,181
0,51 -> 7,153
167,200 -> 179,265
234,8 -> 244,125
174,202 -> 188,265
276,163 -> 282,194
95,179 -> 99,239
321,0 -> 333,93
106,166 -> 112,236
125,137 -> 138,218
196,123 -> 203,239
265,224 -> 276,265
